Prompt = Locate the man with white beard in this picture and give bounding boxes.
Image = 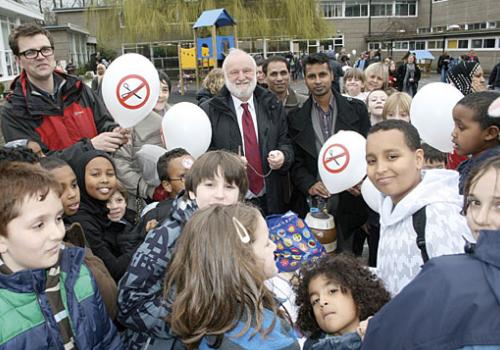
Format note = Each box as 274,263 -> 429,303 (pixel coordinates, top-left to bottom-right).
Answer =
200,49 -> 294,215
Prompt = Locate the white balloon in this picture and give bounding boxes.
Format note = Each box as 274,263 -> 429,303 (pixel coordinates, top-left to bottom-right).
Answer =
361,177 -> 382,213
101,53 -> 160,128
318,131 -> 366,194
162,102 -> 212,158
352,49 -> 357,56
410,82 -> 463,152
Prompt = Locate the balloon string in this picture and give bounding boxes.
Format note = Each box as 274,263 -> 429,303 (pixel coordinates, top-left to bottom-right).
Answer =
247,163 -> 273,178
238,145 -> 273,178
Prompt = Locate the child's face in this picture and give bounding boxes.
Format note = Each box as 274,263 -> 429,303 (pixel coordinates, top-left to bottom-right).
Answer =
423,159 -> 446,170
51,165 -> 80,216
308,274 -> 360,336
84,157 -> 117,201
466,168 -> 500,240
368,90 -> 388,118
366,129 -> 424,205
452,104 -> 489,156
252,215 -> 278,279
162,155 -> 194,198
471,66 -> 486,93
365,73 -> 384,91
385,107 -> 410,123
190,169 -> 240,209
0,190 -> 65,272
345,77 -> 363,97
107,191 -> 127,222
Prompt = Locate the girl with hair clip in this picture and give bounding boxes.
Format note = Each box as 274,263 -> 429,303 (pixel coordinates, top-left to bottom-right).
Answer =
162,203 -> 300,350
294,254 -> 390,350
362,155 -> 500,350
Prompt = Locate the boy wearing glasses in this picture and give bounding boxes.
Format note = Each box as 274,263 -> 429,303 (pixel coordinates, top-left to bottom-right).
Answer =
1,23 -> 128,159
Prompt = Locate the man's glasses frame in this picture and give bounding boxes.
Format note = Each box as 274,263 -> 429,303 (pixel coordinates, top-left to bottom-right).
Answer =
18,46 -> 54,60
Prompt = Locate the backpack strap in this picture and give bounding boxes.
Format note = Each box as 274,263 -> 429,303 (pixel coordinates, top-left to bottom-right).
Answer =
412,206 -> 429,263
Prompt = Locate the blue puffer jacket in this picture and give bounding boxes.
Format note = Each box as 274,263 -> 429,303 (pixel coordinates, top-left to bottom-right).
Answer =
0,246 -> 124,349
117,193 -> 197,350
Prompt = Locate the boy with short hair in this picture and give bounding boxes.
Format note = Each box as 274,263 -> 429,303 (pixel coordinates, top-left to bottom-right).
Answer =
117,150 -> 248,349
138,148 -> 194,234
452,91 -> 500,193
0,162 -> 123,349
366,120 -> 471,296
421,143 -> 447,170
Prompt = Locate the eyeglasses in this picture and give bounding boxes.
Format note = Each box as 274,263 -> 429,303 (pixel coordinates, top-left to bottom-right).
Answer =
18,46 -> 54,59
168,174 -> 186,182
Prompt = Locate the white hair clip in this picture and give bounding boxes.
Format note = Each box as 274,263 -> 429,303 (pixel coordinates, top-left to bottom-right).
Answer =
232,217 -> 251,244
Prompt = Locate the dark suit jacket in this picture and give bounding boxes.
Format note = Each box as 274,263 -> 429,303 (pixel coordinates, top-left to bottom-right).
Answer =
287,89 -> 371,246
200,85 -> 294,214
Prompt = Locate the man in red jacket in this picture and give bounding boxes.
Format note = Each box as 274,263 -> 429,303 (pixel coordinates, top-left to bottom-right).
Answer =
2,23 -> 128,158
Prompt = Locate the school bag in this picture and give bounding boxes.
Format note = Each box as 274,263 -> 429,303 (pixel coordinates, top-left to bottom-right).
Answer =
412,206 -> 429,263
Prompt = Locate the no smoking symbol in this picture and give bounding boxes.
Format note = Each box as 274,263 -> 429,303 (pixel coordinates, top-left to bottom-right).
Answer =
322,144 -> 350,174
116,74 -> 150,110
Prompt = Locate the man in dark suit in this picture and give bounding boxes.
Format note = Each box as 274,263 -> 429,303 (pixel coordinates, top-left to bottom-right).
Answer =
288,52 -> 371,252
201,49 -> 294,215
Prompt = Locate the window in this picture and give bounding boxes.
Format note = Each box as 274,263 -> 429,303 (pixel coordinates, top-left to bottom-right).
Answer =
345,2 -> 368,17
484,38 -> 496,48
395,0 -> 416,16
428,40 -> 444,49
370,2 -> 393,16
416,41 -> 426,50
471,39 -> 482,48
458,40 -> 469,49
469,22 -> 487,30
433,26 -> 446,32
322,2 -> 343,18
447,40 -> 457,49
418,27 -> 431,33
368,42 -> 381,50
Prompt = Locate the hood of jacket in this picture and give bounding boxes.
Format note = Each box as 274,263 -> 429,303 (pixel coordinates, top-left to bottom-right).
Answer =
379,169 -> 462,227
68,149 -> 116,216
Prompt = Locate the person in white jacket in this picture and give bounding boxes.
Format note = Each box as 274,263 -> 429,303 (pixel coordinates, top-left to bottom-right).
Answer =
365,120 -> 472,295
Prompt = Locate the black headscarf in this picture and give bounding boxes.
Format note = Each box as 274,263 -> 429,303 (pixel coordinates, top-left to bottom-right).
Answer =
447,61 -> 481,95
67,149 -> 116,215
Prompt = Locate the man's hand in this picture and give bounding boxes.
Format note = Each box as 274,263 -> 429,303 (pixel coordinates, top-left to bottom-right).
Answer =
91,132 -> 126,153
267,150 -> 284,170
308,181 -> 330,198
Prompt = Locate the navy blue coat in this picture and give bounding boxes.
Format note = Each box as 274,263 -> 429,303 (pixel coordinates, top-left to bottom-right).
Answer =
362,230 -> 500,350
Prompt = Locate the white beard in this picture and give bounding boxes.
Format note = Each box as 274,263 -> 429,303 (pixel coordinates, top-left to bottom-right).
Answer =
226,78 -> 257,101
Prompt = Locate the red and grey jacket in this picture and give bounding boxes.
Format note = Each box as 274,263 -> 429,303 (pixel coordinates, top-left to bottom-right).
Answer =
1,70 -> 117,158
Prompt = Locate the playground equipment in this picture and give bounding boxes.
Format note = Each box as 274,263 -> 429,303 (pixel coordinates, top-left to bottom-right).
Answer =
191,8 -> 238,91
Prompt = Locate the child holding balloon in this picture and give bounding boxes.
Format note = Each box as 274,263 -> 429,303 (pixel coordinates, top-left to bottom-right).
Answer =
451,91 -> 500,194
365,119 -> 472,296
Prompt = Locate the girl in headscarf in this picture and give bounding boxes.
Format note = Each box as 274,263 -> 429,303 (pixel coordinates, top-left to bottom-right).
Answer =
447,61 -> 486,95
66,150 -> 141,281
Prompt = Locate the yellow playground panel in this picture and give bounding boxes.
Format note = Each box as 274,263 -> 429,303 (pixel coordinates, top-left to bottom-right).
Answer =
179,47 -> 215,69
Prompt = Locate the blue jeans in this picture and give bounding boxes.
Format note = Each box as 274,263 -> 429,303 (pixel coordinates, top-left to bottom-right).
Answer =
440,68 -> 448,82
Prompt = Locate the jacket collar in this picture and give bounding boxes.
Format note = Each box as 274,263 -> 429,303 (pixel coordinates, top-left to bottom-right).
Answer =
0,247 -> 84,293
474,230 -> 500,268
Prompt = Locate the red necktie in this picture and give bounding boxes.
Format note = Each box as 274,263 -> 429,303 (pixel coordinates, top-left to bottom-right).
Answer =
241,103 -> 264,195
